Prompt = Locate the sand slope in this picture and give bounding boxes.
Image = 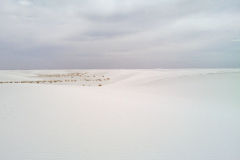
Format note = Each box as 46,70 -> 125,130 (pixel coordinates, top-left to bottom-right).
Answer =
0,69 -> 240,160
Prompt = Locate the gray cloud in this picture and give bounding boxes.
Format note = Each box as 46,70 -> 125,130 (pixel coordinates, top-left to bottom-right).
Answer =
0,0 -> 239,69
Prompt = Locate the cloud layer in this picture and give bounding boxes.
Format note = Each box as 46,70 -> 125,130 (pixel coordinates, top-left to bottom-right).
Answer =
0,0 -> 240,69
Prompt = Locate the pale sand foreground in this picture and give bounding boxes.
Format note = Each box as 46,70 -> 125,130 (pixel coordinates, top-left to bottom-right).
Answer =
0,69 -> 240,160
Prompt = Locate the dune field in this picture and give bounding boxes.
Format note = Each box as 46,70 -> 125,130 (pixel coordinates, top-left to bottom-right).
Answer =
0,69 -> 240,160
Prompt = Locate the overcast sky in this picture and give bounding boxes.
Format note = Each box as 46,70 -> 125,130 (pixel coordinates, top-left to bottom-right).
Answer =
0,0 -> 240,69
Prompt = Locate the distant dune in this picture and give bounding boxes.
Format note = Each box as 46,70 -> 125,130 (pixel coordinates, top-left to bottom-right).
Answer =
0,69 -> 240,160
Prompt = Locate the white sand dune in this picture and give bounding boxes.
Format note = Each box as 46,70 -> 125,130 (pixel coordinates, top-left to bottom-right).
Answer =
0,69 -> 240,160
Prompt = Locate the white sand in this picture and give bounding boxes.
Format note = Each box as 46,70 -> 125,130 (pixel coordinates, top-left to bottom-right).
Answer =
0,69 -> 240,160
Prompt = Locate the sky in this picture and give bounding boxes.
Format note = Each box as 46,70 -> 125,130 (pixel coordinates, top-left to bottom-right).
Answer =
0,0 -> 240,69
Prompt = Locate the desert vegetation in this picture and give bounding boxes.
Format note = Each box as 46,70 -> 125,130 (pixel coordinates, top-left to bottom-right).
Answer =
0,72 -> 110,86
